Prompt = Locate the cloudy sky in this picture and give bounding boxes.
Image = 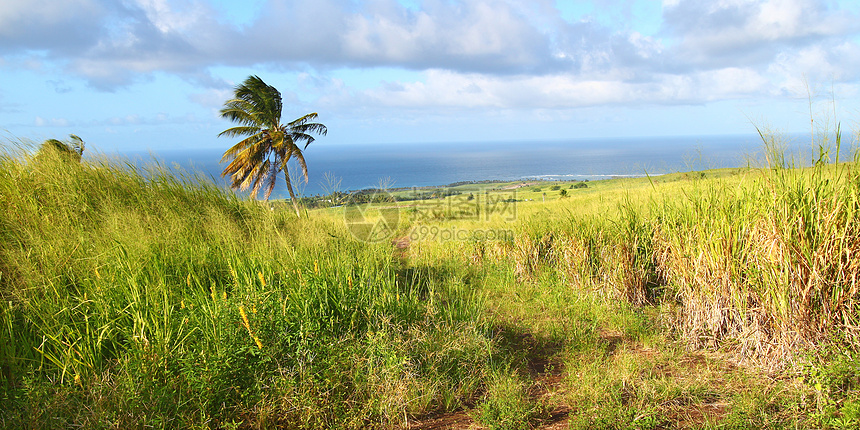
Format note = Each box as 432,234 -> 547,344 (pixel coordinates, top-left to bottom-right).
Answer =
2,0 -> 859,152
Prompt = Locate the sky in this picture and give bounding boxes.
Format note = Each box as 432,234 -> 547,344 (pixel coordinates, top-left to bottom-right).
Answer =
2,0 -> 860,153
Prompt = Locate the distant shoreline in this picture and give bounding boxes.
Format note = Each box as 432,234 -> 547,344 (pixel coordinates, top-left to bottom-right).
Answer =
346,174 -> 648,194
113,133 -> 778,197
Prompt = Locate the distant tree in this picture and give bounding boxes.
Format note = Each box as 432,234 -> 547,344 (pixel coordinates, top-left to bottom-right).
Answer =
559,189 -> 568,198
218,75 -> 327,216
38,134 -> 85,162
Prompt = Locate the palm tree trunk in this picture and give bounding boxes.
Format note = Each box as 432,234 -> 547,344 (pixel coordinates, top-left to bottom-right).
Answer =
284,171 -> 301,216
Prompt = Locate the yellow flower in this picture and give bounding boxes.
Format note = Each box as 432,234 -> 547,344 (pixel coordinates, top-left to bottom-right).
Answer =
314,260 -> 319,274
239,305 -> 263,350
347,276 -> 353,289
258,271 -> 266,287
239,305 -> 251,332
94,267 -> 101,280
186,273 -> 192,288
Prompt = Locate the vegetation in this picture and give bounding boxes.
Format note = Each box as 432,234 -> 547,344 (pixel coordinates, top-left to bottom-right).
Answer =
36,134 -> 85,163
0,144 -> 492,428
2,126 -> 860,429
219,75 -> 327,215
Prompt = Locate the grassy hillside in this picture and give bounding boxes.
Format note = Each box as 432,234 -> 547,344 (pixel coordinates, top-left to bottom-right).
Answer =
3,138 -> 860,429
0,146 -> 494,428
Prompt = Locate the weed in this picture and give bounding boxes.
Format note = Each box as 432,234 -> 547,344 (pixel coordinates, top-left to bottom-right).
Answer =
475,370 -> 546,430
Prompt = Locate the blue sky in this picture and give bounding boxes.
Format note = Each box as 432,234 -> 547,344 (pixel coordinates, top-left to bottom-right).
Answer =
2,0 -> 860,153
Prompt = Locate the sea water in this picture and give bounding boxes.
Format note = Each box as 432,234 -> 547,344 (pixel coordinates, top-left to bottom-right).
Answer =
116,134 -> 797,199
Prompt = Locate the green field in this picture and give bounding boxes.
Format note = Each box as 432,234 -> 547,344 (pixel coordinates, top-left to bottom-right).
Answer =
3,137 -> 860,429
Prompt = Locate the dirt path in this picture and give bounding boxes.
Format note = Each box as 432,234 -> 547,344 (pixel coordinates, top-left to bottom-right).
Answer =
396,242 -> 751,429
406,331 -> 572,430
404,328 -> 747,430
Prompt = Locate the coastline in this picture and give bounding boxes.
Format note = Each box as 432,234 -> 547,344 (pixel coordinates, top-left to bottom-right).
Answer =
119,133 -> 763,198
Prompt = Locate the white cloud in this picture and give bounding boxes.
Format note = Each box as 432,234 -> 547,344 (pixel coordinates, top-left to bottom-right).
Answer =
628,32 -> 662,59
1,0 -> 859,116
189,88 -> 233,109
135,0 -> 205,33
250,0 -> 557,73
0,0 -> 106,55
345,67 -> 772,111
662,0 -> 860,66
698,67 -> 769,98
768,41 -> 860,96
0,0 -> 101,31
34,116 -> 70,127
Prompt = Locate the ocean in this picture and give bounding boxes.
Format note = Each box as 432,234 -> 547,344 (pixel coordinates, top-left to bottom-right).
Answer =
118,134 -> 780,199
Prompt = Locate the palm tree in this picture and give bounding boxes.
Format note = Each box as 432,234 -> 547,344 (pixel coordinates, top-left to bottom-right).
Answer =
37,134 -> 85,162
218,75 -> 327,216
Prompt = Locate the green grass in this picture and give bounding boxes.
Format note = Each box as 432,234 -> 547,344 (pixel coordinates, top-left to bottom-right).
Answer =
3,132 -> 860,429
0,144 -> 493,428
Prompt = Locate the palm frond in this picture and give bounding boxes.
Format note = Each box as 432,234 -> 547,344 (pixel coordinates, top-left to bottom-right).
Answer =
287,113 -> 327,149
218,126 -> 263,139
286,112 -> 319,127
219,99 -> 260,126
234,76 -> 282,129
220,133 -> 266,163
291,133 -> 316,150
288,147 -> 309,182
246,160 -> 271,198
262,161 -> 280,200
222,140 -> 266,181
69,134 -> 85,156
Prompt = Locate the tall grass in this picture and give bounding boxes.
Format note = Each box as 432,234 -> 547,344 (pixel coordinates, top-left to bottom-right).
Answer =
653,129 -> 860,366
0,144 -> 493,428
5,124 -> 860,427
463,127 -> 860,367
